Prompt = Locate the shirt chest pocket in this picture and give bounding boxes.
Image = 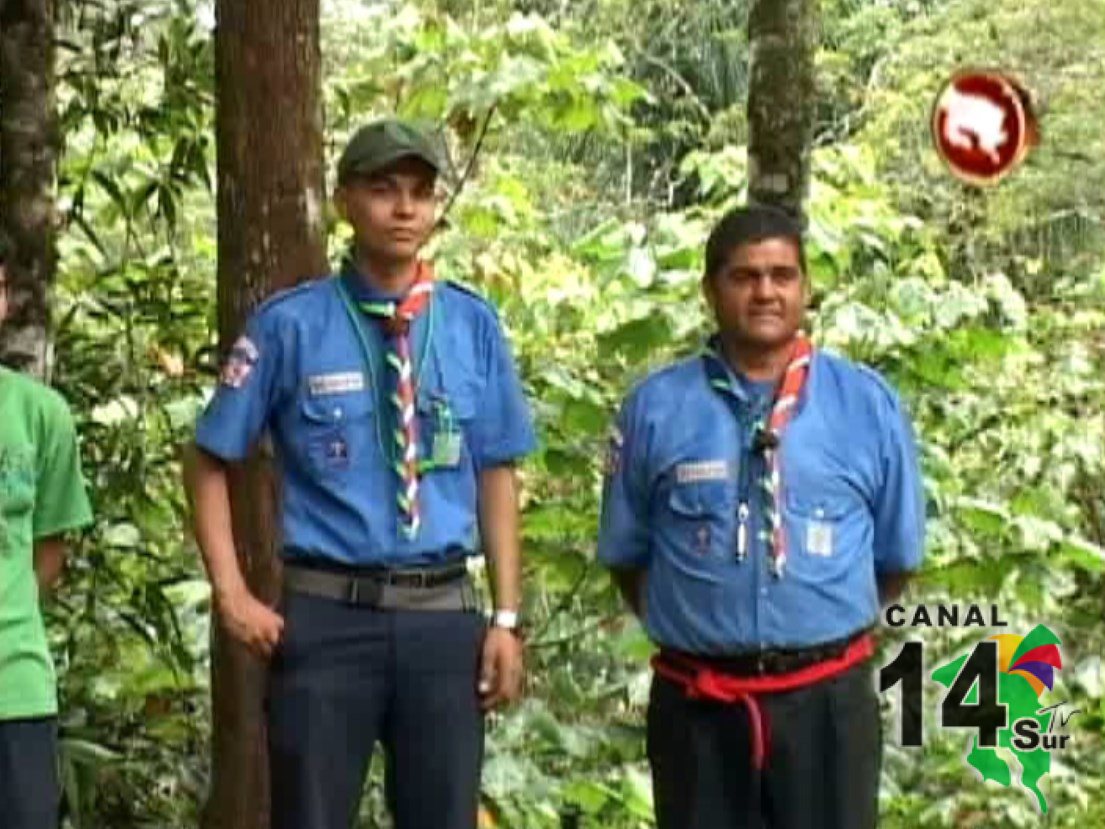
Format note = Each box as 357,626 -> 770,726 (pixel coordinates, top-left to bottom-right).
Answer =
415,375 -> 478,474
297,391 -> 375,476
783,491 -> 869,569
664,479 -> 734,559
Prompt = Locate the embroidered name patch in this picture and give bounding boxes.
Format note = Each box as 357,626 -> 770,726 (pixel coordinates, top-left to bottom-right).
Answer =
675,460 -> 731,484
308,372 -> 365,396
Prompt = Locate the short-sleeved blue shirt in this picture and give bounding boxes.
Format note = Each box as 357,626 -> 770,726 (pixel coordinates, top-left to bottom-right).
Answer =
194,266 -> 537,566
597,342 -> 925,653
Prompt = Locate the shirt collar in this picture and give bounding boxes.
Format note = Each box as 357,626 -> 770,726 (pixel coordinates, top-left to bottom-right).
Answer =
339,252 -> 401,305
702,334 -> 808,417
702,335 -> 754,404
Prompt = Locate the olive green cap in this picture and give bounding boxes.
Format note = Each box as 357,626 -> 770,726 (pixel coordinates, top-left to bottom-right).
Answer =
337,118 -> 441,183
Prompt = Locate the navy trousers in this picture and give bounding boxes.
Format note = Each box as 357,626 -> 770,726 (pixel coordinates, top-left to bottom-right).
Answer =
0,716 -> 60,829
648,661 -> 881,829
267,591 -> 486,829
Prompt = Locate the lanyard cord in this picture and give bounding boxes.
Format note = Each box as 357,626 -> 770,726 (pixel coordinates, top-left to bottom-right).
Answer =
333,277 -> 437,465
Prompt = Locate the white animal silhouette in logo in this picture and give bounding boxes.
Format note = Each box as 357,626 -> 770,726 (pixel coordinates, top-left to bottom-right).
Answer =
940,87 -> 1009,164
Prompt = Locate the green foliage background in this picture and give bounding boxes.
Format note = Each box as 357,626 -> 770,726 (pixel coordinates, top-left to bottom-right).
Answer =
38,0 -> 1104,826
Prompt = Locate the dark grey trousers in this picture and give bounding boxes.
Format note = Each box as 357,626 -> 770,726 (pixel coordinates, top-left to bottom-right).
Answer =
648,661 -> 882,829
0,716 -> 60,829
267,591 -> 486,829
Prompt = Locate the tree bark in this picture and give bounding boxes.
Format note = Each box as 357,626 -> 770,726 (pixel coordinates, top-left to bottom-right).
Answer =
204,2 -> 326,828
0,0 -> 57,377
746,0 -> 818,217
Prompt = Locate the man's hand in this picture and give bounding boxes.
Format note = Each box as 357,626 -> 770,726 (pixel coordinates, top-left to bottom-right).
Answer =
216,585 -> 284,659
478,626 -> 524,711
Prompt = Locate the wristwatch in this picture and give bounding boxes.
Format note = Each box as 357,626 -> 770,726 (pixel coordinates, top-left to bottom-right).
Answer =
492,609 -> 521,635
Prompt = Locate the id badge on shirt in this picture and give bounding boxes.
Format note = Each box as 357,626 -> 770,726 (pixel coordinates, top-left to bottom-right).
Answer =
432,427 -> 462,468
806,519 -> 834,557
427,398 -> 462,469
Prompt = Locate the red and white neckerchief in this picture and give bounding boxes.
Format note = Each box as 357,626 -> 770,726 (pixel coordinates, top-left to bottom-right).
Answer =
358,261 -> 435,540
705,333 -> 814,577
756,335 -> 813,577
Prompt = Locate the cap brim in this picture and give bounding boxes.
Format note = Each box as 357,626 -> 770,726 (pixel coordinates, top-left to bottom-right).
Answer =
342,148 -> 440,181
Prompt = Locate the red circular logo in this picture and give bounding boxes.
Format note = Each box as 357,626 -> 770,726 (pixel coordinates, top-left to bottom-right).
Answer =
931,70 -> 1039,185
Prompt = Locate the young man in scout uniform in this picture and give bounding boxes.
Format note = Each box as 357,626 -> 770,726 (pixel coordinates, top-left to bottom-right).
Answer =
0,240 -> 95,829
185,118 -> 535,829
598,204 -> 925,829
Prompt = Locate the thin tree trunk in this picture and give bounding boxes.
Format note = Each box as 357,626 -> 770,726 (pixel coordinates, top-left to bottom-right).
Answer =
204,2 -> 326,828
746,0 -> 818,217
0,0 -> 57,376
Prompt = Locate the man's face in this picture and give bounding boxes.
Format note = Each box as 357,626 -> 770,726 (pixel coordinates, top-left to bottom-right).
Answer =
0,264 -> 8,326
703,237 -> 807,350
336,157 -> 438,264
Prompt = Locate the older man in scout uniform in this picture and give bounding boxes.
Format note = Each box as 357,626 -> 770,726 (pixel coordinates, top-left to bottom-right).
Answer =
185,119 -> 535,829
598,204 -> 925,829
0,240 -> 95,829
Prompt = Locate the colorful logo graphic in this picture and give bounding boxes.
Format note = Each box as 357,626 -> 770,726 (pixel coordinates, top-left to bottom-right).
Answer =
991,628 -> 1062,698
930,625 -> 1072,814
882,621 -> 1080,815
931,69 -> 1040,185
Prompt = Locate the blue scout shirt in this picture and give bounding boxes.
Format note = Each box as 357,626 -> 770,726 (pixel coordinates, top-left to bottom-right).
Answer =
598,344 -> 925,653
195,267 -> 536,566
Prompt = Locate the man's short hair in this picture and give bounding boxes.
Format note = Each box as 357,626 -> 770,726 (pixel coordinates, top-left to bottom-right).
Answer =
704,204 -> 807,279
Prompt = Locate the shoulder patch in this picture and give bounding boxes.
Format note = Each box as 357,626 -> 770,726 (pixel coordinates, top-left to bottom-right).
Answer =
603,424 -> 624,476
219,335 -> 260,388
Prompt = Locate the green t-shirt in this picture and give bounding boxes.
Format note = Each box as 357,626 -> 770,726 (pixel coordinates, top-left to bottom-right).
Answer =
0,366 -> 93,720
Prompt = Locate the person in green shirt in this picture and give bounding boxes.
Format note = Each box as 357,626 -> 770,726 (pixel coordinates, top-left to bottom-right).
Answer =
0,240 -> 94,829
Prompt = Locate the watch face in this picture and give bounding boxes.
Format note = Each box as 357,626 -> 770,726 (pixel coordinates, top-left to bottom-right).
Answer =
931,69 -> 1039,186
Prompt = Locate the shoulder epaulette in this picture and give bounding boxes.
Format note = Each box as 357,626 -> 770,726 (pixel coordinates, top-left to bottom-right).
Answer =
855,361 -> 892,387
852,361 -> 907,408
253,275 -> 332,314
442,278 -> 494,308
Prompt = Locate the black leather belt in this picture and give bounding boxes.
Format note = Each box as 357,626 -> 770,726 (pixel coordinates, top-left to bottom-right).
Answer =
661,629 -> 871,677
281,558 -> 477,611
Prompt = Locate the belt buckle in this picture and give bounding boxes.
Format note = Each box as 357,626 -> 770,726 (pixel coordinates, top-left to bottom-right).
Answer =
756,653 -> 767,675
347,576 -> 381,605
389,569 -> 429,588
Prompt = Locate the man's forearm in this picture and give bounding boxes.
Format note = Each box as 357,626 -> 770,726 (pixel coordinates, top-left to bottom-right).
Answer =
33,537 -> 67,593
477,464 -> 522,611
183,443 -> 248,603
877,571 -> 912,606
611,567 -> 645,617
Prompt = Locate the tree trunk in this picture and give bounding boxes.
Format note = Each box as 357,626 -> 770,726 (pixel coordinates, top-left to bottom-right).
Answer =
0,0 -> 57,377
746,0 -> 818,217
204,2 -> 326,828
